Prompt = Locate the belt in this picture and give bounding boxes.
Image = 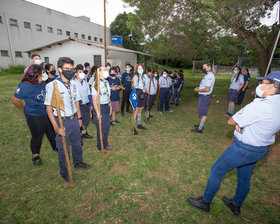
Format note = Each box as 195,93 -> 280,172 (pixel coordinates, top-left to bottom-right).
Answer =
101,104 -> 109,106
55,113 -> 76,120
160,87 -> 169,89
199,94 -> 211,96
82,102 -> 90,106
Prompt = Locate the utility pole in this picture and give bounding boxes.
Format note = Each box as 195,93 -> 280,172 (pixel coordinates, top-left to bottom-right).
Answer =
104,0 -> 107,65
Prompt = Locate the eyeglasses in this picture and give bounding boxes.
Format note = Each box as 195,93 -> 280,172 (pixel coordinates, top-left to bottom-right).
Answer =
261,81 -> 273,85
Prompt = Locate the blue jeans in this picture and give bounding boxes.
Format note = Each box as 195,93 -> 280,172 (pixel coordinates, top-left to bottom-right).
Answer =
172,88 -> 180,104
203,137 -> 269,206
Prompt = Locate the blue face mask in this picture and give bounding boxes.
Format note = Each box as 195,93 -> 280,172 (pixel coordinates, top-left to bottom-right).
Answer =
233,70 -> 238,75
138,69 -> 143,75
126,68 -> 131,72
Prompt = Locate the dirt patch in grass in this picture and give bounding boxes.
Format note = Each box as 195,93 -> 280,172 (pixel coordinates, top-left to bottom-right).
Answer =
267,144 -> 280,166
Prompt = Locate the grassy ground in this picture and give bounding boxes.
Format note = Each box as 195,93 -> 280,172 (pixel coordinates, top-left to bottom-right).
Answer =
0,71 -> 279,223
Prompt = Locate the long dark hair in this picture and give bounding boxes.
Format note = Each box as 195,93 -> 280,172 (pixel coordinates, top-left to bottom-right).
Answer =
132,64 -> 145,85
234,66 -> 242,82
21,64 -> 43,84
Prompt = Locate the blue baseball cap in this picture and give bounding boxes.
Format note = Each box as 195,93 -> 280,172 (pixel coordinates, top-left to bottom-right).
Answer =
256,71 -> 280,83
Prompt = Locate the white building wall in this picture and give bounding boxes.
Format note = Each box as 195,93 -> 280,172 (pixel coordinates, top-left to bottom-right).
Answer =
0,0 -> 111,68
108,51 -> 137,72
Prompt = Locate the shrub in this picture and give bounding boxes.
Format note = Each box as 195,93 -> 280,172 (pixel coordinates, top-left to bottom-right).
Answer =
0,65 -> 25,74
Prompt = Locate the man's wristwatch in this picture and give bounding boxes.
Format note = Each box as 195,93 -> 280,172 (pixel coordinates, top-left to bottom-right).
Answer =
78,117 -> 82,120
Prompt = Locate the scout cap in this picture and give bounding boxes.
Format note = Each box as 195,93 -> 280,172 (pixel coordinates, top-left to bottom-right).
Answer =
256,71 -> 280,83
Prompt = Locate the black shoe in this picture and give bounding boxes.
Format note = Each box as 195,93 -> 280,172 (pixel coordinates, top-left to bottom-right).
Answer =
112,120 -> 120,125
82,132 -> 93,139
74,161 -> 91,169
149,114 -> 153,118
121,112 -> 125,117
191,128 -> 203,133
126,110 -> 132,114
53,148 -> 58,152
176,103 -> 179,106
110,121 -> 114,127
32,156 -> 43,166
187,196 -> 210,212
105,145 -> 113,150
132,128 -> 138,135
194,124 -> 204,130
170,102 -> 175,105
115,120 -> 120,124
224,112 -> 233,118
61,175 -> 75,183
222,196 -> 241,216
137,124 -> 147,130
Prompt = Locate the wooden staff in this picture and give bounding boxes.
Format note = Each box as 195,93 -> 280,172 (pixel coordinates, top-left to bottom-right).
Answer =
50,82 -> 74,187
97,68 -> 105,154
145,75 -> 152,121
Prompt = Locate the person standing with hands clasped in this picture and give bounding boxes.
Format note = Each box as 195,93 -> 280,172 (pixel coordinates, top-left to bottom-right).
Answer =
45,57 -> 91,183
121,64 -> 133,116
12,64 -> 57,166
91,66 -> 113,153
158,70 -> 173,114
191,63 -> 215,133
188,71 -> 280,216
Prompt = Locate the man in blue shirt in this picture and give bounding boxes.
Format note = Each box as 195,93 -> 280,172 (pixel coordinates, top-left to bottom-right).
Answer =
121,64 -> 133,116
188,71 -> 280,216
171,72 -> 182,106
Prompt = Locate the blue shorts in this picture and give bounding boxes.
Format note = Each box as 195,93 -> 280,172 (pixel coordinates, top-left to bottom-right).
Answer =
228,89 -> 239,102
80,103 -> 90,127
198,95 -> 211,116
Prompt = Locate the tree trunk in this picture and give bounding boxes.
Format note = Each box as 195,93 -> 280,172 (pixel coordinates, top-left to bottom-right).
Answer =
257,50 -> 270,76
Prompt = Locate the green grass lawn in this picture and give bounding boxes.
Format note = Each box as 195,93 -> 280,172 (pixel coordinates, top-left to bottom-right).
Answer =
0,71 -> 279,223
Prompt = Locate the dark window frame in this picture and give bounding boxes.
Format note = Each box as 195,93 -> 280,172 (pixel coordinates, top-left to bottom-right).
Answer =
1,50 -> 9,57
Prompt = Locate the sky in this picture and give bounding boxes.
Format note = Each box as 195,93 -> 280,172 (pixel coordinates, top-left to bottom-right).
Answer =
25,0 -> 135,27
26,0 -> 279,27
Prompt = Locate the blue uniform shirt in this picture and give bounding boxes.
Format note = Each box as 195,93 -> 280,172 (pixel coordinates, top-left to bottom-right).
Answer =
174,77 -> 182,88
73,79 -> 91,105
199,71 -> 215,95
232,94 -> 280,147
144,76 -> 158,95
230,74 -> 244,90
14,82 -> 47,116
159,76 -> 172,88
122,72 -> 133,90
243,74 -> 250,89
91,79 -> 111,105
44,78 -> 81,117
108,77 -> 121,101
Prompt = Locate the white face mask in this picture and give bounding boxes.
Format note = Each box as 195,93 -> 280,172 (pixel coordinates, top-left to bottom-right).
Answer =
154,74 -> 158,77
34,59 -> 42,65
255,84 -> 265,97
102,70 -> 109,79
42,72 -> 48,81
163,73 -> 167,78
78,72 -> 86,80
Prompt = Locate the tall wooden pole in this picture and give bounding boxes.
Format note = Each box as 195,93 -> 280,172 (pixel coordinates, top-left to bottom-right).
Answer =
104,0 -> 107,64
97,69 -> 105,154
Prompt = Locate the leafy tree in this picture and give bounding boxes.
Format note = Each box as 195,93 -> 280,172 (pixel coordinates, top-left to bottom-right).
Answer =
123,0 -> 279,75
110,12 -> 144,51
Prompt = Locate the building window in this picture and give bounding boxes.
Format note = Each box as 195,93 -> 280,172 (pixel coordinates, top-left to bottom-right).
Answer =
36,24 -> 42,31
88,36 -> 91,41
94,37 -> 97,41
47,27 -> 53,33
0,16 -> 2,23
9,19 -> 18,26
81,34 -> 85,39
15,51 -> 22,57
24,22 -> 31,29
44,57 -> 49,64
57,29 -> 62,35
1,50 -> 9,57
74,33 -> 78,38
100,38 -> 103,43
66,31 -> 70,36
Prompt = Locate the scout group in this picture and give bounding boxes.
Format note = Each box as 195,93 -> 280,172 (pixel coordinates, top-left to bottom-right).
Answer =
12,54 -> 280,216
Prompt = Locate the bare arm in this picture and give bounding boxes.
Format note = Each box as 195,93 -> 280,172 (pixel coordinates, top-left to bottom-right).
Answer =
75,101 -> 82,127
243,81 -> 249,91
12,96 -> 24,113
228,117 -> 242,133
237,84 -> 244,92
92,95 -> 102,120
46,105 -> 65,136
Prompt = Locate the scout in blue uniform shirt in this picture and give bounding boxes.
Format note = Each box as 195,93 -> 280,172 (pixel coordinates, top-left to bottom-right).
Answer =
188,71 -> 280,216
191,63 -> 215,133
45,63 -> 58,83
74,64 -> 93,140
171,72 -> 183,106
121,64 -> 133,116
91,66 -> 113,152
144,69 -> 158,122
108,67 -> 122,125
158,70 -> 173,114
237,68 -> 251,105
45,57 -> 91,183
225,66 -> 244,117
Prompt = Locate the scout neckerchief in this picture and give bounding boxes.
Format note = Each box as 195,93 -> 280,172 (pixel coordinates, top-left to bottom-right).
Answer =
100,79 -> 111,104
57,78 -> 75,115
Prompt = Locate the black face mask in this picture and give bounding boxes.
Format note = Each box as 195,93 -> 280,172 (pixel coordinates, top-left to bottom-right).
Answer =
62,70 -> 75,80
110,74 -> 116,77
202,68 -> 207,74
50,70 -> 56,76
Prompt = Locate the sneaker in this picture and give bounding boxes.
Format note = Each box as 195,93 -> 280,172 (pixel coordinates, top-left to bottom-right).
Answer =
112,120 -> 120,125
121,112 -> 125,117
191,128 -> 203,133
224,112 -> 232,118
194,124 -> 204,130
132,128 -> 139,135
137,124 -> 147,130
115,120 -> 120,124
158,111 -> 163,114
105,145 -> 113,150
187,196 -> 210,212
32,156 -> 43,166
110,121 -> 114,127
166,110 -> 173,113
74,161 -> 91,169
126,110 -> 132,114
222,196 -> 241,216
82,132 -> 93,139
